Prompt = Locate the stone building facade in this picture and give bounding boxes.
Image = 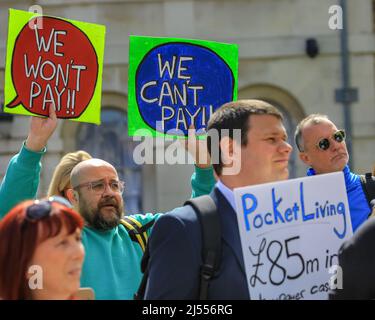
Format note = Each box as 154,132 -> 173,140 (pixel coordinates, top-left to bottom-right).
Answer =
0,0 -> 374,213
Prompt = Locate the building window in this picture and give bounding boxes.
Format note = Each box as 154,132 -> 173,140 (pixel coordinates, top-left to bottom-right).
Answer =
76,108 -> 142,214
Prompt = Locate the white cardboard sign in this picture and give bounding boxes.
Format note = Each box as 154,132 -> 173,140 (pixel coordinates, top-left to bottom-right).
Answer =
233,172 -> 353,300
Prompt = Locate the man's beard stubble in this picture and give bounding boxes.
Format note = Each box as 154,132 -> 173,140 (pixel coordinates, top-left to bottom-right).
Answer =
79,194 -> 124,231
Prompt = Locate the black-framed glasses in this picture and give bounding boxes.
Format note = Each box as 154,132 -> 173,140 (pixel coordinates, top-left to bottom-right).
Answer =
316,130 -> 346,151
26,196 -> 73,221
73,179 -> 125,195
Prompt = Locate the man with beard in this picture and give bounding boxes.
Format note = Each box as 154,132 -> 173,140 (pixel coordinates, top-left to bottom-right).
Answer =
294,114 -> 372,232
67,158 -> 215,299
70,159 -> 125,230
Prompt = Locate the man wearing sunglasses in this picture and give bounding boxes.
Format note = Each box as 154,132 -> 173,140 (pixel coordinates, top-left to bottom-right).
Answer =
0,104 -> 58,218
294,114 -> 371,232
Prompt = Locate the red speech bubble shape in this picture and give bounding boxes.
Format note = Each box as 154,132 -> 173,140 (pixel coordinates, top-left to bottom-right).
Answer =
7,16 -> 98,119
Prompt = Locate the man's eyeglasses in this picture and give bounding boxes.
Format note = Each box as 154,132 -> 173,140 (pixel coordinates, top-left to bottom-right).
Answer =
73,179 -> 125,195
26,196 -> 73,221
316,130 -> 346,151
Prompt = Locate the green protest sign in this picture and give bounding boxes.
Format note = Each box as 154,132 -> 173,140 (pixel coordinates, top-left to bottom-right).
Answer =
4,9 -> 106,124
128,35 -> 238,137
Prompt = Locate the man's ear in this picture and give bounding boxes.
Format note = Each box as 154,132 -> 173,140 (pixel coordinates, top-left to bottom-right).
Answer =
299,151 -> 311,166
219,136 -> 242,175
66,188 -> 79,205
219,136 -> 234,166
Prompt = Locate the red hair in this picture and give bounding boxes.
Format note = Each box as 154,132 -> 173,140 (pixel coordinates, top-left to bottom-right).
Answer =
0,200 -> 84,300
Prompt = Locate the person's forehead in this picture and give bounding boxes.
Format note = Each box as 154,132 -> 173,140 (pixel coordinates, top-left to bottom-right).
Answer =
37,222 -> 73,246
303,120 -> 337,140
248,114 -> 285,133
80,164 -> 118,182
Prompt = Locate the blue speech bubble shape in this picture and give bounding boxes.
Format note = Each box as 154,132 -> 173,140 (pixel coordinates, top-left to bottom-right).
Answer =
136,42 -> 234,136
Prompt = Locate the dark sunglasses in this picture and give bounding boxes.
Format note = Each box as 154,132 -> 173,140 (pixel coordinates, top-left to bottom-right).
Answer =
26,196 -> 73,221
316,130 -> 346,151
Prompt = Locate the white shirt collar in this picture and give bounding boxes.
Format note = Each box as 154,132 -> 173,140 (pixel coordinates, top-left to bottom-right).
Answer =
216,180 -> 236,211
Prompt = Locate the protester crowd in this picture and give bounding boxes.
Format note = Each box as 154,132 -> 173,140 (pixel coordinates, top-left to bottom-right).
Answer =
0,99 -> 374,300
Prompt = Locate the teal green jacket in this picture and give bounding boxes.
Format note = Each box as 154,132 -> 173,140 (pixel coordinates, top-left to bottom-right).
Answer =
0,146 -> 216,300
0,143 -> 45,218
80,166 -> 216,300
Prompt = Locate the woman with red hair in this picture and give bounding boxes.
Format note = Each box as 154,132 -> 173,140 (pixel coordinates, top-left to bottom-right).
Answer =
0,196 -> 85,300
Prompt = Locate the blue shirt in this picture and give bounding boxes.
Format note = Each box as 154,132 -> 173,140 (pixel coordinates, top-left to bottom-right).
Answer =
307,165 -> 370,232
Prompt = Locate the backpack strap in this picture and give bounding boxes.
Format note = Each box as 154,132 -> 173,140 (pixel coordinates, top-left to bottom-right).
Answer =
120,216 -> 155,252
184,195 -> 221,300
133,195 -> 221,300
360,173 -> 375,215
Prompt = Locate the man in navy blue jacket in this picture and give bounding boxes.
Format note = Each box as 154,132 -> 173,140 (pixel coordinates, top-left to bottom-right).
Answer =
294,114 -> 371,232
144,99 -> 292,299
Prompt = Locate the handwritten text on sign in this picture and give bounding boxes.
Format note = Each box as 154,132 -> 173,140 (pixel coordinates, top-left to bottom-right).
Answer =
135,42 -> 235,135
233,172 -> 353,300
7,16 -> 98,118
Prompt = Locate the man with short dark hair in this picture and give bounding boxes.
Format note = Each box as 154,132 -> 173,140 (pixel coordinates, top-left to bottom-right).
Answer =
294,114 -> 371,232
144,99 -> 292,299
